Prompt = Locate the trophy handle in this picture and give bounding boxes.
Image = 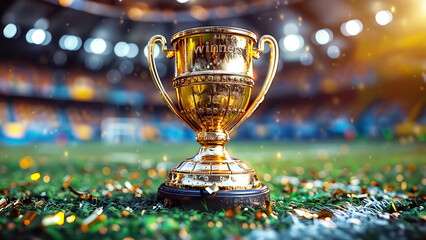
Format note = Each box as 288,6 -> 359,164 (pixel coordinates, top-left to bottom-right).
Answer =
147,35 -> 198,132
229,35 -> 279,133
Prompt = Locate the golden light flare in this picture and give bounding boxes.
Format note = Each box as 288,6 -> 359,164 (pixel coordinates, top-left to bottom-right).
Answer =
102,166 -> 111,175
30,172 -> 41,181
58,0 -> 74,7
43,175 -> 51,183
19,156 -> 33,169
66,215 -> 76,223
276,152 -> 282,159
57,212 -> 65,225
41,211 -> 64,227
190,6 -> 210,21
262,173 -> 272,182
147,169 -> 157,178
127,8 -> 144,20
207,221 -> 214,228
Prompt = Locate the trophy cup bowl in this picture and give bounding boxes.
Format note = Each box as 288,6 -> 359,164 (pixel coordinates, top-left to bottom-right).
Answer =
147,26 -> 278,210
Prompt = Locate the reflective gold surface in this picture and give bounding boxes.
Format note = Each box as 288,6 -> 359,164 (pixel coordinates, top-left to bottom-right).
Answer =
147,26 -> 278,190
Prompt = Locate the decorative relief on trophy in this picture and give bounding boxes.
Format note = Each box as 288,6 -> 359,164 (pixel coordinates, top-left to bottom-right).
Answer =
147,26 -> 279,210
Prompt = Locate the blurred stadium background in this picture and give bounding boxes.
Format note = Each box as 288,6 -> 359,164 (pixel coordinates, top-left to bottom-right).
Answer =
0,0 -> 424,146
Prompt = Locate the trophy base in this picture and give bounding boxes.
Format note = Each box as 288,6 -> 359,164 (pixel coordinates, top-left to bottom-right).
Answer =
157,184 -> 270,211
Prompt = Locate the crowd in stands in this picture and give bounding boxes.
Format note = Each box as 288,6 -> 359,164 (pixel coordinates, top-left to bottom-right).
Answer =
0,61 -> 146,106
0,61 -> 423,144
0,97 -> 423,144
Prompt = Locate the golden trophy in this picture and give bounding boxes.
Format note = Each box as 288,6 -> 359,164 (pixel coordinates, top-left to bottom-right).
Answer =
147,26 -> 278,210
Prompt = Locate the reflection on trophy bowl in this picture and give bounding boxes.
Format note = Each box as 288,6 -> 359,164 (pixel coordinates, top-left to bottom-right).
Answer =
147,26 -> 279,209
175,76 -> 252,141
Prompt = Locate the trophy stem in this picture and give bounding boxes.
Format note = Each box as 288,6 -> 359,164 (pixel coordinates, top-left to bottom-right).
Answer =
190,145 -> 234,161
190,131 -> 232,161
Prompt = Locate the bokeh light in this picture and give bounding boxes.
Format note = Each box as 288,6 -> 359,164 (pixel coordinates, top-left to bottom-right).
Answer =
114,41 -> 130,57
314,28 -> 333,45
25,28 -> 50,45
58,0 -> 74,7
341,19 -> 363,36
126,43 -> 139,58
3,23 -> 18,39
30,172 -> 41,181
59,35 -> 82,51
327,45 -> 340,59
283,34 -> 304,52
190,6 -> 210,21
31,29 -> 46,45
375,10 -> 393,25
90,38 -> 107,54
19,156 -> 33,169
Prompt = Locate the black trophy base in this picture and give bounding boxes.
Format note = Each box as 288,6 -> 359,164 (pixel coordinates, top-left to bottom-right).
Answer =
157,184 -> 270,211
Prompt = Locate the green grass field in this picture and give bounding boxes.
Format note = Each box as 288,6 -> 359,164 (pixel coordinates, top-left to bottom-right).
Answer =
0,141 -> 425,239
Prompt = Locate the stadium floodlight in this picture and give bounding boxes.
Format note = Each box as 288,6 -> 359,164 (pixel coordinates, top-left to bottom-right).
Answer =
375,10 -> 393,26
327,45 -> 340,59
341,19 -> 363,36
90,38 -> 107,54
3,23 -> 18,39
176,0 -> 189,3
283,34 -> 304,52
31,29 -> 46,45
114,41 -> 130,57
314,28 -> 333,45
59,35 -> 82,51
126,43 -> 139,58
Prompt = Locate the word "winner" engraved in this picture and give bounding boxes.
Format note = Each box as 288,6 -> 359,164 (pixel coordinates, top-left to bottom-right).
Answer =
194,41 -> 244,54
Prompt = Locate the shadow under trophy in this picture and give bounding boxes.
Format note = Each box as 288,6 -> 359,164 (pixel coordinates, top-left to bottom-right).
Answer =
147,26 -> 279,210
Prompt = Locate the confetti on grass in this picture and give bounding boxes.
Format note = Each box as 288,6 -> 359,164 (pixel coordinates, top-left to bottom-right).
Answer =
0,143 -> 425,239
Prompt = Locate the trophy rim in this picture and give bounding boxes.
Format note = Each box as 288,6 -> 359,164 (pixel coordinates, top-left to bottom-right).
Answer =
171,26 -> 257,43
